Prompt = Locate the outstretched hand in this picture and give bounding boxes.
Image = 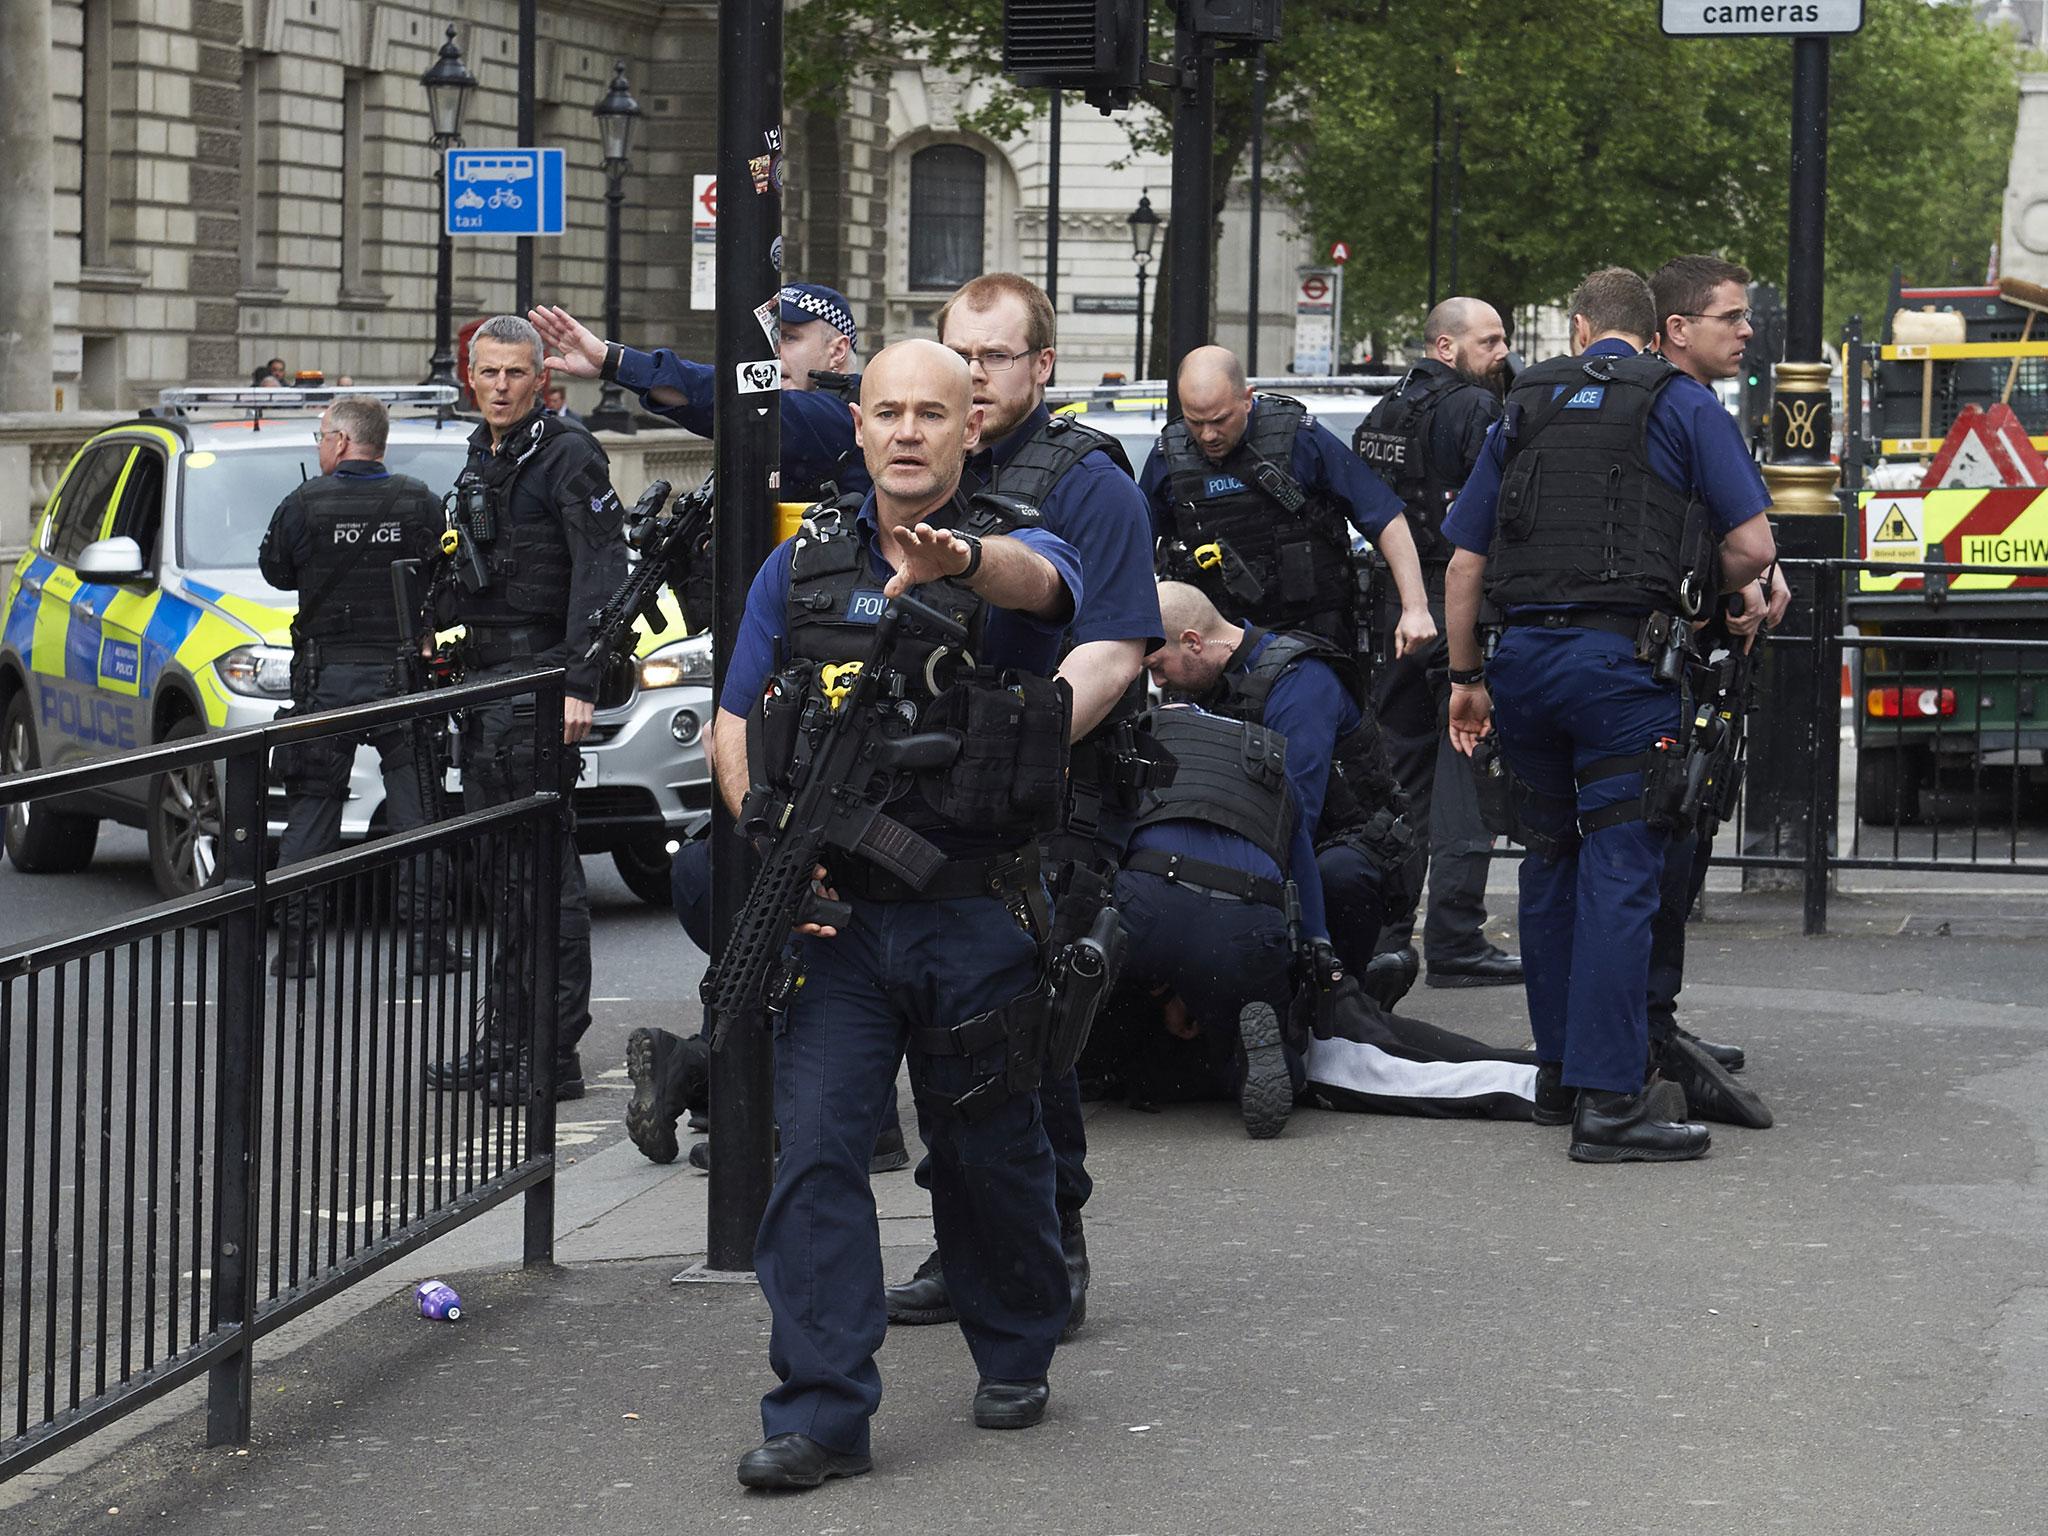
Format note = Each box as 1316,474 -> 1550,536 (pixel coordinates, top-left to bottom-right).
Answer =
527,305 -> 607,380
881,523 -> 972,597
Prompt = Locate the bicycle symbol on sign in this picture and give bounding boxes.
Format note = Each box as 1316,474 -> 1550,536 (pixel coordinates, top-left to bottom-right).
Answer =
488,187 -> 523,210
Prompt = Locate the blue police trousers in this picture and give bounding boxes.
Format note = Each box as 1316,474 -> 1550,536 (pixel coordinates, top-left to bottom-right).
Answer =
1486,627 -> 1680,1094
757,892 -> 1067,1456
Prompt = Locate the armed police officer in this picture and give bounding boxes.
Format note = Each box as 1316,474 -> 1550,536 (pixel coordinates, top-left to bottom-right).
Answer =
1141,345 -> 1436,665
1639,254 -> 1788,1131
259,394 -> 452,976
423,315 -> 628,1108
709,340 -> 1084,1490
529,283 -> 868,503
1443,268 -> 1776,1163
1353,299 -> 1521,998
883,272 -> 1163,1341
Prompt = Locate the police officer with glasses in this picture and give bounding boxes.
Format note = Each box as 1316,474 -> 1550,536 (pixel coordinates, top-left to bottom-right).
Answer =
1442,267 -> 1776,1163
709,340 -> 1084,1490
422,315 -> 628,1109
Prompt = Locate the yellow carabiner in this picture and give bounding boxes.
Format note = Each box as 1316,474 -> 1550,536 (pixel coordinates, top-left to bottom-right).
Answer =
439,527 -> 462,556
1192,541 -> 1224,572
818,660 -> 864,709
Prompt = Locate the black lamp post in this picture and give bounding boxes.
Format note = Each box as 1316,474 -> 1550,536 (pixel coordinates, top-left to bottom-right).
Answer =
420,25 -> 476,391
586,61 -> 641,433
1128,192 -> 1160,380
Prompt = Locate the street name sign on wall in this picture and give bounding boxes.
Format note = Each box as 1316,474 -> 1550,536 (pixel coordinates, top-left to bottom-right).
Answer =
1661,0 -> 1862,35
444,147 -> 567,237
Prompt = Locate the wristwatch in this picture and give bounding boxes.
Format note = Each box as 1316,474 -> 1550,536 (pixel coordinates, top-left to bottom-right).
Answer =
1448,665 -> 1485,686
956,531 -> 985,581
600,342 -> 622,383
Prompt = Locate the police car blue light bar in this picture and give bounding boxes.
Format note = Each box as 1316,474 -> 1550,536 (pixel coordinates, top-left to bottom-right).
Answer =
155,384 -> 462,414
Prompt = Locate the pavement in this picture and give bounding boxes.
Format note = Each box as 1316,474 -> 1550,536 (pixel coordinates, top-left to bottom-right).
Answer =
9,880 -> 2048,1534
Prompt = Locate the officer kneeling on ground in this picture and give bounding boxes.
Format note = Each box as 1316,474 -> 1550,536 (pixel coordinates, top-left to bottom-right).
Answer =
259,394 -> 454,977
708,340 -> 1084,1490
423,315 -> 627,1108
1443,268 -> 1776,1163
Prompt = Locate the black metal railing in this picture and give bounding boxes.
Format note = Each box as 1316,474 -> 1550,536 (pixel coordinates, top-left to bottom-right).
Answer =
0,671 -> 566,1477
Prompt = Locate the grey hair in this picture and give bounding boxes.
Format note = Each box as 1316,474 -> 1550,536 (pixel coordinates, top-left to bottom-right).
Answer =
326,394 -> 389,455
473,313 -> 545,371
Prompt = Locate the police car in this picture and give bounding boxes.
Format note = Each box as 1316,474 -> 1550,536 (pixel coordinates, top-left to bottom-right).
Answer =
1,385 -> 711,902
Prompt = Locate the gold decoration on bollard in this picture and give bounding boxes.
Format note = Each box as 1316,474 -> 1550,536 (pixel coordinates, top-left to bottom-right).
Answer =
1764,360 -> 1840,517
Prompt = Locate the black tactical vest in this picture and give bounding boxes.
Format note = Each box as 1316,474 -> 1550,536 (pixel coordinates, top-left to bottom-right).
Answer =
290,474 -> 434,655
1156,395 -> 1357,644
1132,707 -> 1295,871
1211,629 -> 1405,844
1486,352 -> 1710,616
457,411 -> 592,631
991,413 -> 1133,506
773,489 -> 1069,848
1352,365 -> 1474,563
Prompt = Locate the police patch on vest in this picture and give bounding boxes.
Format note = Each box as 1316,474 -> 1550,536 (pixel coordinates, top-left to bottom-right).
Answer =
1204,474 -> 1247,497
844,588 -> 888,623
1562,386 -> 1605,409
1355,430 -> 1408,469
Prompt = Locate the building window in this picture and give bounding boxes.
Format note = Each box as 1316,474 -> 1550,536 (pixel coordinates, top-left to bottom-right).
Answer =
340,72 -> 369,296
80,0 -> 111,267
908,144 -> 985,292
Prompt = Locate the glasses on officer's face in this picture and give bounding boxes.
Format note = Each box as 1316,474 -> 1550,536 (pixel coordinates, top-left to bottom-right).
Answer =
949,346 -> 1042,375
1681,308 -> 1753,327
312,428 -> 343,445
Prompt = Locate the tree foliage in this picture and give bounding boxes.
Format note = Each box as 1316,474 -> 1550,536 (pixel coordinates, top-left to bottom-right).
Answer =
785,0 -> 2022,355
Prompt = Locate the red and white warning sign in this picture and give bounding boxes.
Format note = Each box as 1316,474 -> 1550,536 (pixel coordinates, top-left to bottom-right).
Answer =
1920,403 -> 2048,490
1330,240 -> 1350,265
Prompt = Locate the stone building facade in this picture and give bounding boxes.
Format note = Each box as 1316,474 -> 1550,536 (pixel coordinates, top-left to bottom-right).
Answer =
0,0 -> 1307,421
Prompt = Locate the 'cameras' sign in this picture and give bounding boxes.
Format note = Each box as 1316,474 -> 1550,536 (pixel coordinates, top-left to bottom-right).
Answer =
1660,0 -> 1862,35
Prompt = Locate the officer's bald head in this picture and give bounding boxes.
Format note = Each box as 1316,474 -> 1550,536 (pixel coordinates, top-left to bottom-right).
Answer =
1177,346 -> 1255,462
1424,298 -> 1510,389
854,340 -> 984,517
1146,579 -> 1242,695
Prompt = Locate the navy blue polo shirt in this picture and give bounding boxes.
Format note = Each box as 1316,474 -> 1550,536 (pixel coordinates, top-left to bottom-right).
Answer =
333,459 -> 389,479
717,491 -> 1085,719
1138,399 -> 1406,546
969,405 -> 1163,652
1126,633 -> 1353,940
1441,338 -> 1771,561
610,345 -> 872,503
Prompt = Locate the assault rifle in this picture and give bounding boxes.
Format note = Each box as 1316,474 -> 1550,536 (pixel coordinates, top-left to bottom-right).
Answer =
700,594 -> 967,1045
580,477 -> 717,669
1685,611 -> 1760,839
390,558 -> 450,818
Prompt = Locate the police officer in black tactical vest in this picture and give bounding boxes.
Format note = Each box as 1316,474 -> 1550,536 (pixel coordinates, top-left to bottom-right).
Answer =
259,395 -> 452,978
423,315 -> 628,1108
1352,299 -> 1522,997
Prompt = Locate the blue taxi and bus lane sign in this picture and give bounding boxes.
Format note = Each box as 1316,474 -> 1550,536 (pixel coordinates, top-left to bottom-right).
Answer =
445,147 -> 566,237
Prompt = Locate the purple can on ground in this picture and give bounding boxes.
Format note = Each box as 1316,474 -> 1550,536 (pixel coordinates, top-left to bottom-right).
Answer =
416,1280 -> 462,1321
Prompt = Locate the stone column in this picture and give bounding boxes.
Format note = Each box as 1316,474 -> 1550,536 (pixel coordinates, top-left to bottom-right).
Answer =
0,0 -> 55,412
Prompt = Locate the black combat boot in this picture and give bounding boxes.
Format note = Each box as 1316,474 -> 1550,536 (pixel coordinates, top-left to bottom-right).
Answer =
424,1012 -> 516,1090
1658,1032 -> 1772,1129
1674,1023 -> 1746,1072
1532,1061 -> 1575,1126
1568,1086 -> 1710,1164
481,1048 -> 586,1107
885,1249 -> 956,1326
624,1028 -> 710,1165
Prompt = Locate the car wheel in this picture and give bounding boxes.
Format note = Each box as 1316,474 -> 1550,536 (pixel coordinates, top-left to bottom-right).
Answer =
147,715 -> 223,898
1856,744 -> 1927,827
613,834 -> 677,909
2,690 -> 101,873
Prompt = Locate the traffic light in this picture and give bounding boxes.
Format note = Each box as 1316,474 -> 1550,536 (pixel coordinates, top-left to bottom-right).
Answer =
1739,281 -> 1786,442
1187,0 -> 1284,42
1002,0 -> 1147,112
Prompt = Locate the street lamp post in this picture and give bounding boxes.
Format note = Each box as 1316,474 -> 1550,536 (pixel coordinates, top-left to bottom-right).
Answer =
419,25 -> 476,392
586,62 -> 641,434
1128,193 -> 1159,380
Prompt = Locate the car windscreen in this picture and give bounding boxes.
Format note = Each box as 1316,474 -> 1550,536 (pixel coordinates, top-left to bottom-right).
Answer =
177,438 -> 470,569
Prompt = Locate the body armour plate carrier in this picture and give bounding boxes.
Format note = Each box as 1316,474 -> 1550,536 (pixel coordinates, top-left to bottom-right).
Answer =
992,414 -> 1133,506
1352,366 -> 1470,564
1157,395 -> 1356,643
1132,708 -> 1295,871
1485,352 -> 1710,616
1212,629 -> 1406,844
291,476 -> 420,650
768,491 -> 1068,845
457,412 -> 589,630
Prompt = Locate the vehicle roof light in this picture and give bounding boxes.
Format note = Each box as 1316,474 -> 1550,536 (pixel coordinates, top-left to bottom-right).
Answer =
154,385 -> 461,416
